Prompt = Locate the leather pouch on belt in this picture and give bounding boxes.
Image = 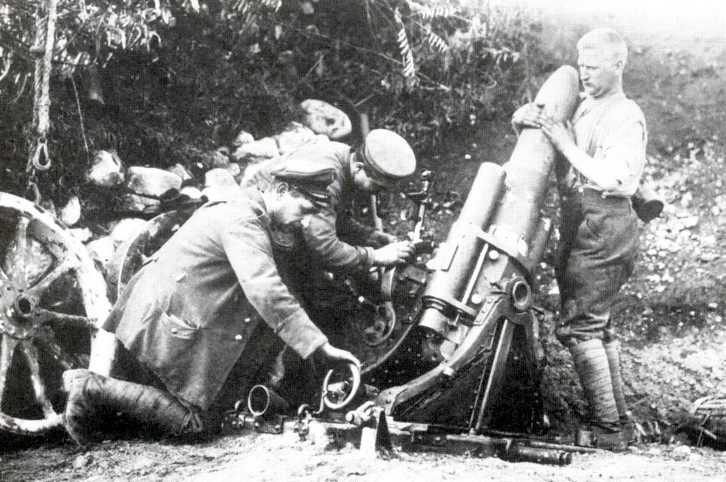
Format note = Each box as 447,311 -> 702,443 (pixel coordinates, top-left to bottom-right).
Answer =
631,181 -> 664,223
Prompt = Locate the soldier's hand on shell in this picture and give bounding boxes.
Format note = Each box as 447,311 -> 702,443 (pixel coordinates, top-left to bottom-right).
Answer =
536,115 -> 576,153
511,102 -> 545,134
373,240 -> 415,266
317,342 -> 361,368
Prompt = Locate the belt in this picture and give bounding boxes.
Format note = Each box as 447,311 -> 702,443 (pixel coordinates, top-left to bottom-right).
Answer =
561,186 -> 630,200
561,187 -> 633,210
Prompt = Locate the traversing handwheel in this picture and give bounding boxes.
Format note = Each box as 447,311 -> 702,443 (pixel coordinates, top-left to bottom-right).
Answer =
322,362 -> 361,411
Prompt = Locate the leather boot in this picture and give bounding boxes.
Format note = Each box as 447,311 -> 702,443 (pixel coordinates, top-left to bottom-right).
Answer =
63,369 -> 203,447
569,339 -> 624,450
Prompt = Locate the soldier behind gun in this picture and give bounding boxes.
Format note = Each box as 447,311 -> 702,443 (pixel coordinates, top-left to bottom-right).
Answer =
513,28 -> 646,449
244,129 -> 417,334
246,129 -> 418,272
62,161 -> 360,447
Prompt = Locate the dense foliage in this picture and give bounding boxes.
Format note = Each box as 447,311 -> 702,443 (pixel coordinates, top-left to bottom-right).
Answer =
0,0 -> 539,204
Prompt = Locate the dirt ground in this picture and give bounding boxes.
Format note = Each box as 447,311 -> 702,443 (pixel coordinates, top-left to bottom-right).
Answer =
4,2 -> 726,481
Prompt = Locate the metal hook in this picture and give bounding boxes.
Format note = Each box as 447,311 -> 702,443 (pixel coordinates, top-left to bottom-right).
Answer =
32,138 -> 52,171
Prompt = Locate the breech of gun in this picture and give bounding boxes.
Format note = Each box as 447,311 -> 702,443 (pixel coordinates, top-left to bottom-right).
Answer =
418,162 -> 506,339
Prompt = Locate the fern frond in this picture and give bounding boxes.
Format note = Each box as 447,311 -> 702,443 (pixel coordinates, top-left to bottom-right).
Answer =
407,1 -> 455,20
425,29 -> 448,53
394,8 -> 416,78
259,0 -> 282,11
231,0 -> 281,13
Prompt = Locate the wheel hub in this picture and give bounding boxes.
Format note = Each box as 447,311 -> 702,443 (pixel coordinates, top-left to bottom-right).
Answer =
0,286 -> 37,340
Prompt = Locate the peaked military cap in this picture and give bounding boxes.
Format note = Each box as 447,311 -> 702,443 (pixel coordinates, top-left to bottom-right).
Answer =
270,159 -> 336,207
360,129 -> 417,185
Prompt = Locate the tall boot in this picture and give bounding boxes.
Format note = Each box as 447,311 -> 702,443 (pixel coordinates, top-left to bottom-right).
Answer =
63,369 -> 203,447
569,339 -> 619,430
603,340 -> 628,421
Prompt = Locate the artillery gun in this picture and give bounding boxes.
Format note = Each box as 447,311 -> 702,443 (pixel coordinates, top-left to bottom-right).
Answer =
111,66 -> 582,456
0,67 -> 581,462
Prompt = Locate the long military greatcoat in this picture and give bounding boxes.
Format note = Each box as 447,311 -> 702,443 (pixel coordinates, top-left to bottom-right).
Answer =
102,190 -> 328,411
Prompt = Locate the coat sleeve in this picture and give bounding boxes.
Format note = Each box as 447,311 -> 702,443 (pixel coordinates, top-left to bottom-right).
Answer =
337,212 -> 379,246
302,206 -> 375,271
222,213 -> 328,359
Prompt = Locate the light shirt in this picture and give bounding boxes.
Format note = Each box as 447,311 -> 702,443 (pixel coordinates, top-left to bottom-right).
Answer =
569,92 -> 647,196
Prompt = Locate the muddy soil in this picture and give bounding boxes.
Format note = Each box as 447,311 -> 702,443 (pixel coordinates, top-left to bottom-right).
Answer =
4,3 -> 726,481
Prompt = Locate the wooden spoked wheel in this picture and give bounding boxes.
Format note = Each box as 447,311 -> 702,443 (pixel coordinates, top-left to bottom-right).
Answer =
0,193 -> 111,435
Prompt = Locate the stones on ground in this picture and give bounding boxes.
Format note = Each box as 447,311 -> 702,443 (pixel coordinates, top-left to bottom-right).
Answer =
86,149 -> 124,187
300,99 -> 352,140
700,252 -> 719,262
122,193 -> 160,213
180,186 -> 203,199
86,236 -> 115,273
231,136 -> 278,163
199,149 -> 230,169
123,167 -> 182,213
671,444 -> 692,460
168,163 -> 193,182
73,454 -> 91,469
110,218 -> 147,248
126,167 -> 182,197
232,130 -> 254,148
59,195 -> 82,226
681,216 -> 699,229
203,168 -> 240,202
15,237 -> 54,286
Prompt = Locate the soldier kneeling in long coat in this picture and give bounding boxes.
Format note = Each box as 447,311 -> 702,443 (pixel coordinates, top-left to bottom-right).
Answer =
62,160 -> 360,447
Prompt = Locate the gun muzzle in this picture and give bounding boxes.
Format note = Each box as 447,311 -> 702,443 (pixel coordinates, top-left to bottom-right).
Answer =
248,385 -> 290,418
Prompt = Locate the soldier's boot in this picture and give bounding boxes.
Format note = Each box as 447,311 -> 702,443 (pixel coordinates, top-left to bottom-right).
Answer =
604,340 -> 635,441
569,339 -> 624,451
62,369 -> 203,448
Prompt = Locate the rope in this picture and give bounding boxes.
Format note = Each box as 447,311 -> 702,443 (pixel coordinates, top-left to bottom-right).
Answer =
26,0 -> 57,177
25,0 -> 57,205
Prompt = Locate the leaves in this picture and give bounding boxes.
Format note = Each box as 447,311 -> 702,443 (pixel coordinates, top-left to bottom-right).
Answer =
425,28 -> 448,53
0,0 -> 533,200
394,7 -> 416,79
407,0 -> 455,20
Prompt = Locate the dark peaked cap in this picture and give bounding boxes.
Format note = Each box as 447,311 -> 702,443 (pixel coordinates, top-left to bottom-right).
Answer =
270,159 -> 336,207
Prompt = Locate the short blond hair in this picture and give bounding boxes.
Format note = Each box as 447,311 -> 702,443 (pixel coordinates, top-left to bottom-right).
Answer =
577,28 -> 628,66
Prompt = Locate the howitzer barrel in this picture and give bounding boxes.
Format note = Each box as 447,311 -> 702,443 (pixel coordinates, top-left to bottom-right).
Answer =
419,163 -> 506,333
420,66 -> 579,328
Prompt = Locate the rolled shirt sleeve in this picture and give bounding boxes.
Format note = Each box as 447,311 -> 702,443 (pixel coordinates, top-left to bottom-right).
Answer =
596,117 -> 647,195
222,212 -> 328,359
580,98 -> 647,196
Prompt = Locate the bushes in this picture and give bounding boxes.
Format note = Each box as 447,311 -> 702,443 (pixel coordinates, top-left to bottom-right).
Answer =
0,0 -> 539,203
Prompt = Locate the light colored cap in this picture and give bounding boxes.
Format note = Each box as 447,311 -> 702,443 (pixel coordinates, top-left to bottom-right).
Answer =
360,129 -> 416,185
